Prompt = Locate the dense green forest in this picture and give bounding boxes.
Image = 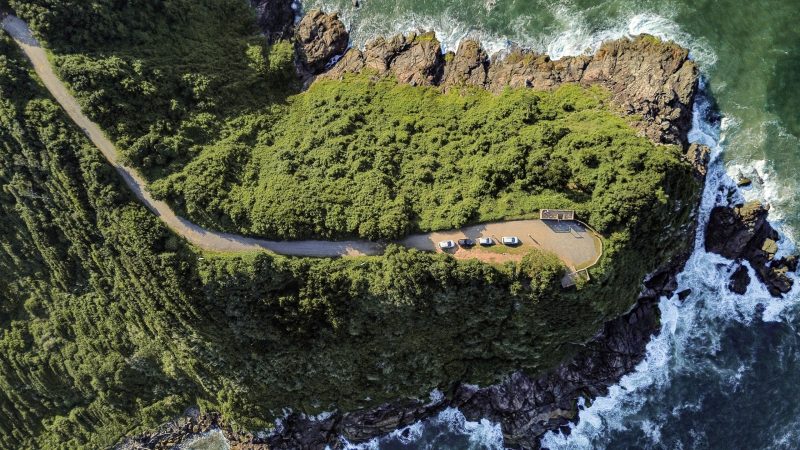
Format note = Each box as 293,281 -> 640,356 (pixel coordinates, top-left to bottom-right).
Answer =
0,1 -> 700,448
9,0 -> 691,241
153,80 -> 684,240
0,36 -> 687,447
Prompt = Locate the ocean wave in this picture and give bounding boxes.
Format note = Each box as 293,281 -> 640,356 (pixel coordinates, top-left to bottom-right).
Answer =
307,0 -> 717,68
339,407 -> 504,450
540,64 -> 800,450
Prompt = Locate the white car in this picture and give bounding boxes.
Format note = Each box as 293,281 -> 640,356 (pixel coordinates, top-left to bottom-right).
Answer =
438,240 -> 456,249
477,237 -> 494,246
502,236 -> 521,246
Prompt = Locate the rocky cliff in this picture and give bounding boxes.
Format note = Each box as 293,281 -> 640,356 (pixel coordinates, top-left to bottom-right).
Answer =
298,11 -> 698,146
250,5 -> 699,144
705,201 -> 797,296
160,5 -> 705,450
119,293 -> 665,450
264,294 -> 663,450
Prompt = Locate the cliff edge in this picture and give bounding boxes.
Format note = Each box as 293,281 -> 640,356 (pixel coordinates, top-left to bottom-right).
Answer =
296,10 -> 698,146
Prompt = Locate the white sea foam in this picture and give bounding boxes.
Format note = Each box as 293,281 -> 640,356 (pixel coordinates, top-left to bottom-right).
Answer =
338,407 -> 504,449
309,0 -> 716,70
541,65 -> 800,450
178,429 -> 230,450
542,5 -> 715,67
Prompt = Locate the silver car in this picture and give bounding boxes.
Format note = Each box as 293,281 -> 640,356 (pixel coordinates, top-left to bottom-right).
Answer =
438,240 -> 456,249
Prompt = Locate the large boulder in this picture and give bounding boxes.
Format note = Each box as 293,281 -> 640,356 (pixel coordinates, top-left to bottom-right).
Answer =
441,39 -> 489,88
295,9 -> 349,74
705,201 -> 797,296
685,143 -> 711,180
728,265 -> 750,295
705,201 -> 774,259
326,31 -> 444,86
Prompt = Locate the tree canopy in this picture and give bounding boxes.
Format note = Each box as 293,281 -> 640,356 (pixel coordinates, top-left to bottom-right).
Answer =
0,1 -> 702,448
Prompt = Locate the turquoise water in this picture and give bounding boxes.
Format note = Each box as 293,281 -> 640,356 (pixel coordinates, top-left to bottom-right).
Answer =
297,0 -> 800,449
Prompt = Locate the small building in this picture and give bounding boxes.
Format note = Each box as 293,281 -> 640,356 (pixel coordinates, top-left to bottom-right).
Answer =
540,209 -> 575,221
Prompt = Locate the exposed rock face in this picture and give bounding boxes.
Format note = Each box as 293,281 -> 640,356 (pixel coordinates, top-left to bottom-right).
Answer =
452,295 -> 661,449
686,143 -> 711,180
116,410 -> 268,450
295,9 -> 349,74
729,265 -> 751,295
318,18 -> 698,145
250,0 -> 296,43
362,32 -> 444,85
705,201 -> 797,296
441,39 -> 489,88
265,293 -> 664,450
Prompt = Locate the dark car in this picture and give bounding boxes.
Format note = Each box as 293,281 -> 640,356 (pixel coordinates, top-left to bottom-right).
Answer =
457,238 -> 475,247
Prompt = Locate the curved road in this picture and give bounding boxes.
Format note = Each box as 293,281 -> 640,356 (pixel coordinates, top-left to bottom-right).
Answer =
1,15 -> 602,266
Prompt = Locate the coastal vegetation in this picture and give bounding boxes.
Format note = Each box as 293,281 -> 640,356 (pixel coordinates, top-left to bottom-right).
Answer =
10,0 -> 690,241
0,1 -> 700,448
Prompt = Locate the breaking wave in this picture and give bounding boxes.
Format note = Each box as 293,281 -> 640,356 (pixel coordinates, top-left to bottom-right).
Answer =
306,0 -> 717,68
540,75 -> 800,450
339,408 -> 504,450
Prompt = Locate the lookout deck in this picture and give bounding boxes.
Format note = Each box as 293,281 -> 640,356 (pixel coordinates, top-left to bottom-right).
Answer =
540,209 -> 576,221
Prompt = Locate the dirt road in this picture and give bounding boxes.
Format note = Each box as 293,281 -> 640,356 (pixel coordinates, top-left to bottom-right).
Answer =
2,15 -> 602,266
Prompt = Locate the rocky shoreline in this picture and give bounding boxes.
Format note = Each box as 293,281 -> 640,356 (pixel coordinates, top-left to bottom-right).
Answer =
292,8 -> 698,146
118,3 -> 705,450
706,200 -> 797,296
118,2 -> 796,449
117,275 -> 681,450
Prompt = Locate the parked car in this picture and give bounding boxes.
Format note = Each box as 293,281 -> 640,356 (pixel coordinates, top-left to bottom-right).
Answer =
457,238 -> 475,247
502,236 -> 521,246
477,237 -> 494,246
438,240 -> 456,249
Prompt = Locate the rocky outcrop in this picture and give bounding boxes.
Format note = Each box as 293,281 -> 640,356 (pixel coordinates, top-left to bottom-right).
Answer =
705,201 -> 797,296
250,0 -> 297,43
441,39 -> 490,87
315,15 -> 698,145
685,143 -> 711,180
452,295 -> 661,449
729,265 -> 751,294
295,9 -> 349,74
115,410 -> 268,450
361,31 -> 445,85
263,293 -> 664,450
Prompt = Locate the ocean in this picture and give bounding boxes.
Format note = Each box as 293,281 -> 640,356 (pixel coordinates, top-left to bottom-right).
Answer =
287,0 -> 800,448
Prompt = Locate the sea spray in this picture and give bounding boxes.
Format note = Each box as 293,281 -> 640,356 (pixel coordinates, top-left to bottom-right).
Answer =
306,0 -> 717,69
540,69 -> 800,450
178,429 -> 231,450
339,408 -> 504,450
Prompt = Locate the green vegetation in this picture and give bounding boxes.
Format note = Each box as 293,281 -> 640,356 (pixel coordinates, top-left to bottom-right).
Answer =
153,80 -> 686,241
0,1 -> 701,448
11,0 -> 691,242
